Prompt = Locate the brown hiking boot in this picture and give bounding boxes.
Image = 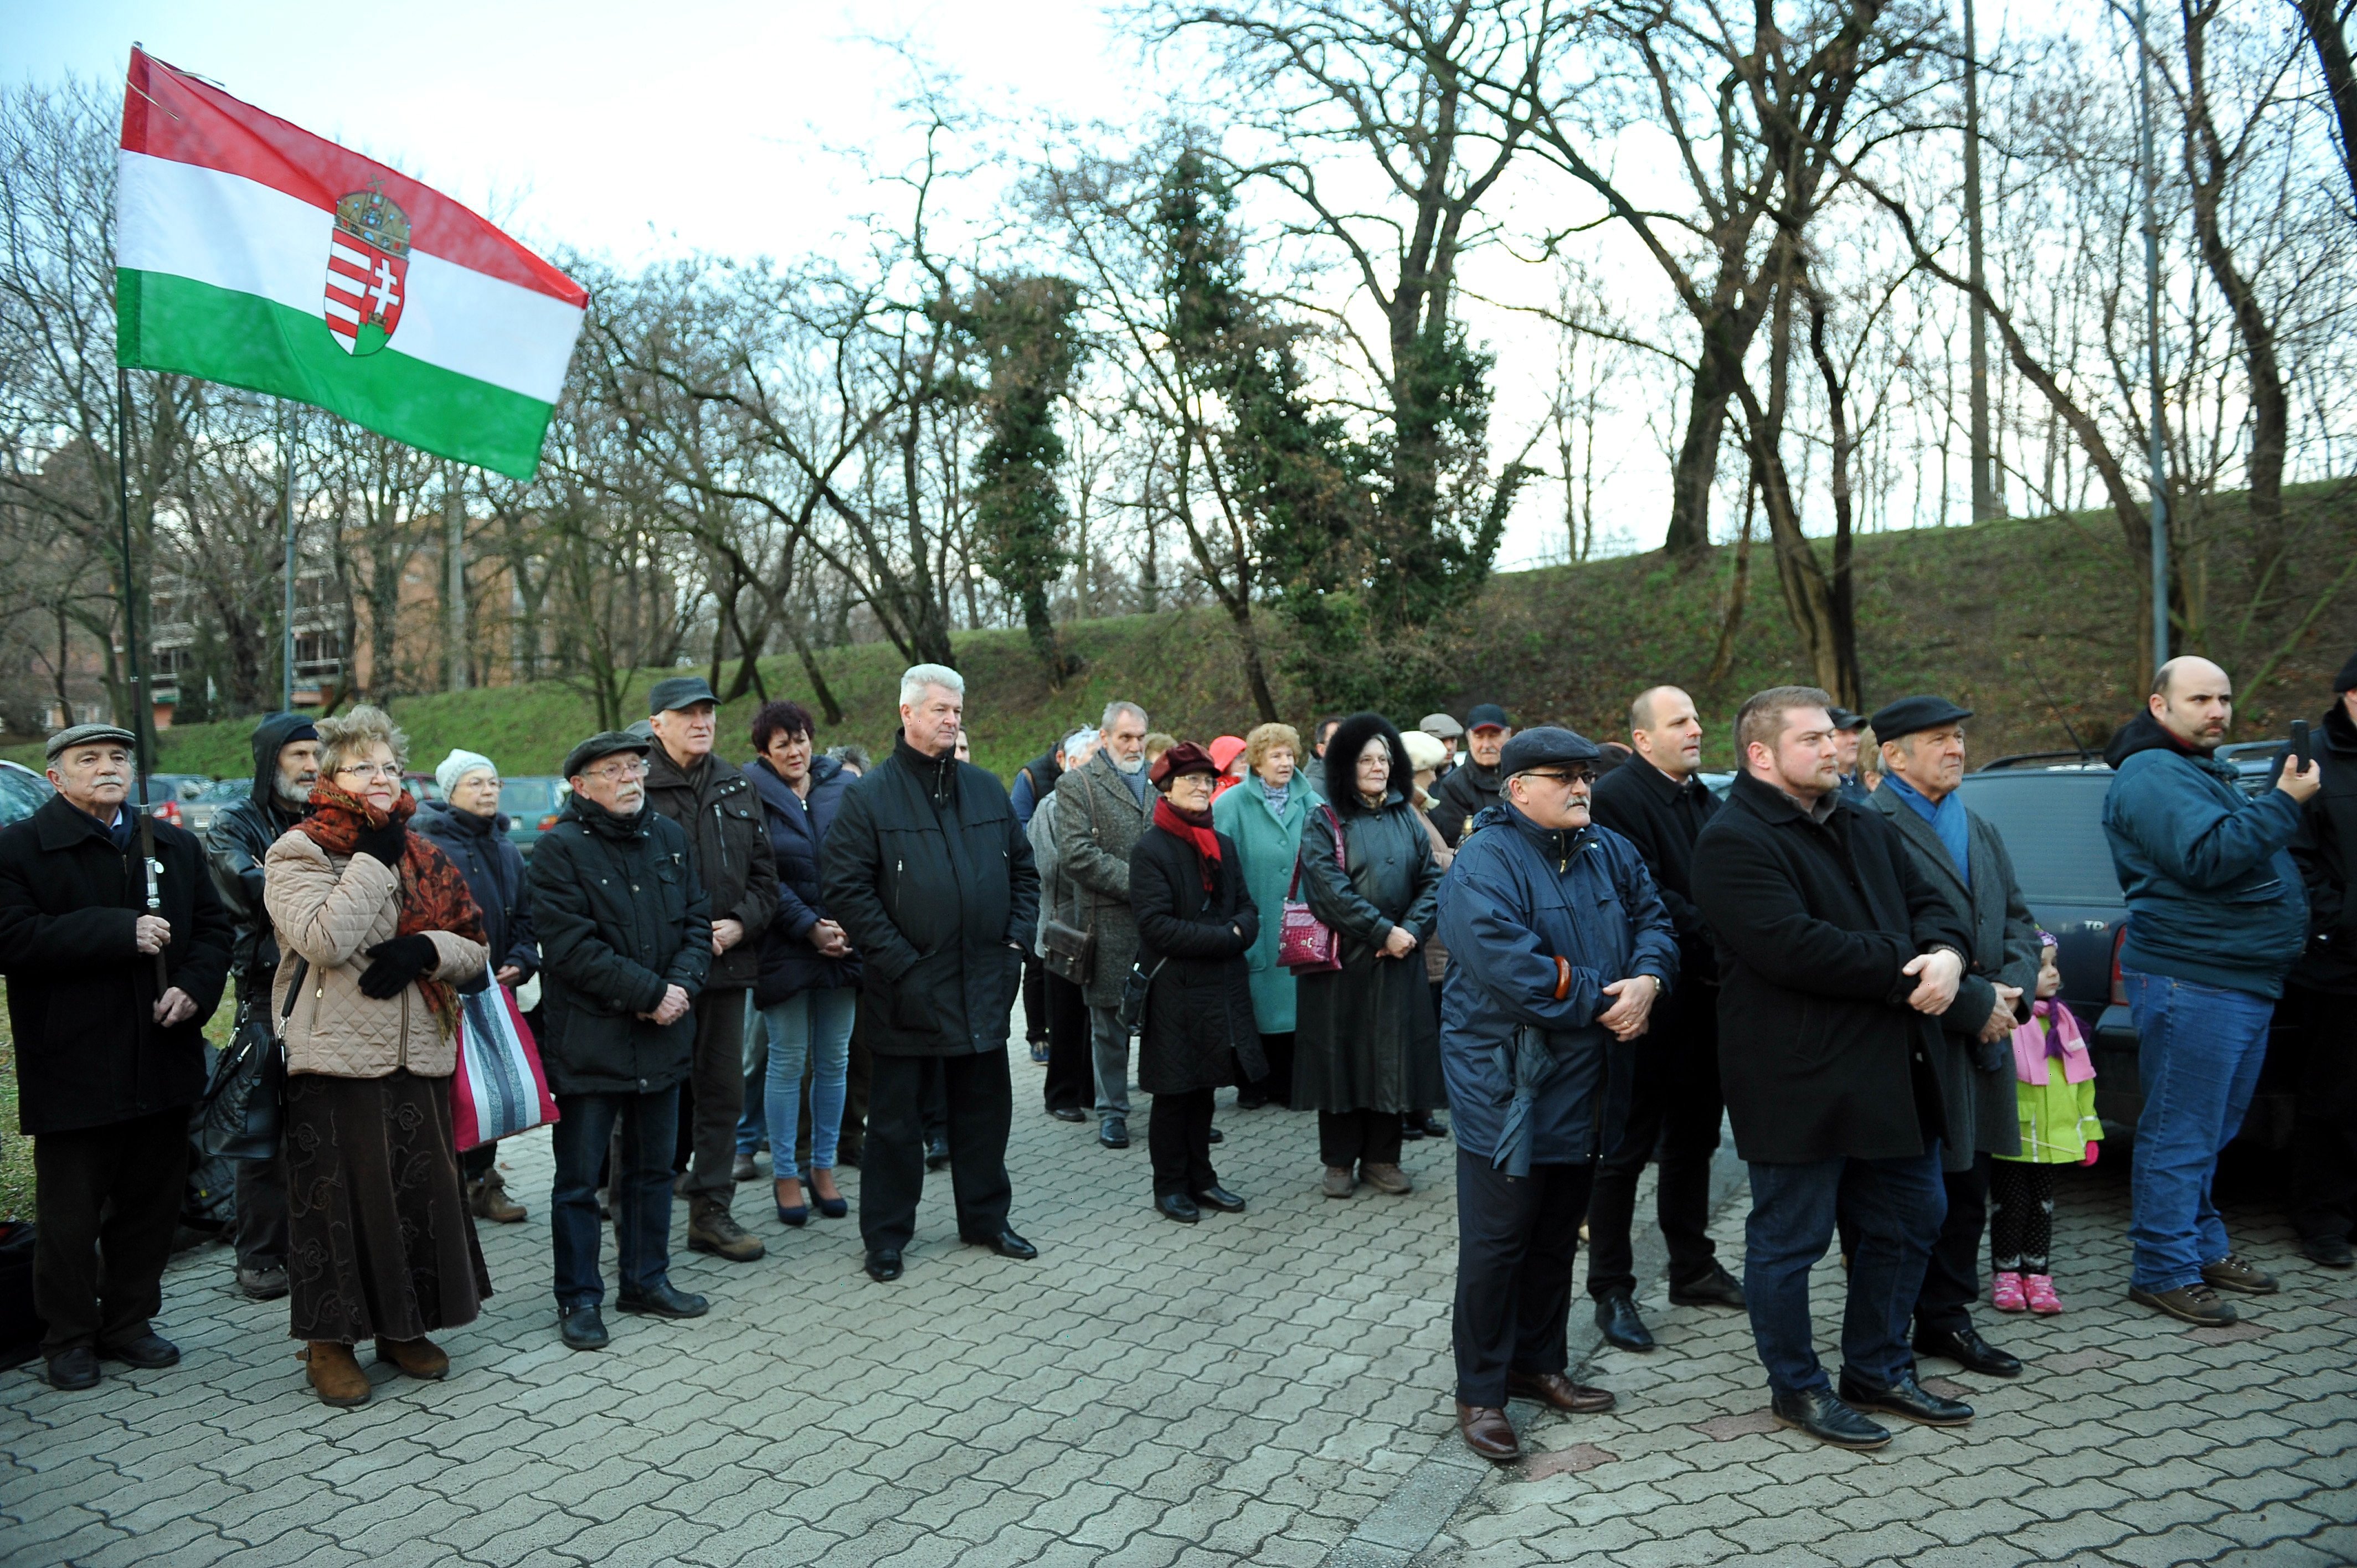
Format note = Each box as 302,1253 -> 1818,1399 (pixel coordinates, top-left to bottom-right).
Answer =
688,1198 -> 766,1261
470,1168 -> 527,1225
375,1335 -> 449,1380
2200,1254 -> 2279,1295
1360,1162 -> 1413,1195
303,1341 -> 371,1407
2129,1282 -> 2239,1325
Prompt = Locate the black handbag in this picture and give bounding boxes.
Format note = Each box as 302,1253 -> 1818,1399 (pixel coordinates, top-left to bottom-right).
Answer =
1116,958 -> 1166,1036
198,957 -> 304,1160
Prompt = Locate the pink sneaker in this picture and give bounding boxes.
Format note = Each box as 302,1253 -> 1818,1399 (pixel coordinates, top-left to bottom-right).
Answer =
2024,1275 -> 2063,1314
1990,1271 -> 2026,1312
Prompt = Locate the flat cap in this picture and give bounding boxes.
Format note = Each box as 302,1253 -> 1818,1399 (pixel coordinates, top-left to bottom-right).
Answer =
1419,712 -> 1465,739
562,731 -> 651,780
45,723 -> 137,761
1867,694 -> 1974,744
1826,705 -> 1866,731
647,674 -> 718,714
1149,740 -> 1219,788
1465,703 -> 1512,732
1499,725 -> 1602,776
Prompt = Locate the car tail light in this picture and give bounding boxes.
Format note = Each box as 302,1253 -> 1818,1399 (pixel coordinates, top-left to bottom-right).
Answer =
2108,925 -> 2129,1006
151,800 -> 182,828
539,814 -> 559,832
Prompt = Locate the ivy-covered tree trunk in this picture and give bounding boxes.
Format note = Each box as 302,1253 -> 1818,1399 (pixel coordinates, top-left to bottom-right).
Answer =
964,274 -> 1082,685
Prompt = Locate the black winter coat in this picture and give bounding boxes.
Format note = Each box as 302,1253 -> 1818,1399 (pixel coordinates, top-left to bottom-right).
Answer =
1691,773 -> 1971,1165
1588,757 -> 1721,986
748,755 -> 860,1005
411,800 -> 539,995
202,709 -> 316,992
820,733 -> 1040,1058
644,746 -> 777,991
526,794 -> 712,1096
2291,700 -> 2357,994
1130,822 -> 1265,1094
1432,760 -> 1503,848
0,795 -> 233,1134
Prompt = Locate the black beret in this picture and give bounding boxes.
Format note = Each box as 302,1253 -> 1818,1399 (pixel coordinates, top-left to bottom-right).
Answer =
648,675 -> 718,714
562,731 -> 652,780
1867,694 -> 1974,744
1498,725 -> 1603,776
2334,648 -> 2357,693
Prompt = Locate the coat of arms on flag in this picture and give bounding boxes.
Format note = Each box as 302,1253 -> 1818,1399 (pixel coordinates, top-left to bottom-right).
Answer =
325,187 -> 410,356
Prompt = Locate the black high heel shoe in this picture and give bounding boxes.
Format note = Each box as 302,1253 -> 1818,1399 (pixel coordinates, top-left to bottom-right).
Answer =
810,1171 -> 848,1219
774,1180 -> 808,1227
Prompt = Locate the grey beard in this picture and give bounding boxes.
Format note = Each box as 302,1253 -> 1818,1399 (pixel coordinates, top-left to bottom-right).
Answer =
1113,754 -> 1145,775
275,779 -> 314,810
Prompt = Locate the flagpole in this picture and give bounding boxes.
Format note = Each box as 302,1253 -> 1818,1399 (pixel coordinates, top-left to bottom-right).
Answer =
281,400 -> 296,709
116,363 -> 168,994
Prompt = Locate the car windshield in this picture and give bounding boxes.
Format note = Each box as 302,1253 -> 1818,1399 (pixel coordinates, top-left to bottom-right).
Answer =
1956,772 -> 2123,905
501,778 -> 562,819
0,767 -> 49,821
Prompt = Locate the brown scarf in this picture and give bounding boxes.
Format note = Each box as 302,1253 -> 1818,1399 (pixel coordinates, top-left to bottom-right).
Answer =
297,782 -> 486,1035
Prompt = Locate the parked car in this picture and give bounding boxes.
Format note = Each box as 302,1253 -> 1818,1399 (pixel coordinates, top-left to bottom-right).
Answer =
181,776 -> 246,836
1959,749 -> 2297,1148
0,760 -> 52,829
402,772 -> 444,804
497,775 -> 569,860
141,772 -> 216,830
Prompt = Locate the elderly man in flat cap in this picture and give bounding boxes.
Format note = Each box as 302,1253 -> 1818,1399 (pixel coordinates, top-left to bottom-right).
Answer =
1436,726 -> 1679,1464
0,725 -> 232,1390
641,674 -> 776,1265
1866,695 -> 2040,1380
528,730 -> 714,1350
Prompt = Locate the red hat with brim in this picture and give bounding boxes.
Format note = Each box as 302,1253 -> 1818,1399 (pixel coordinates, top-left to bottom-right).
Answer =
1150,741 -> 1220,790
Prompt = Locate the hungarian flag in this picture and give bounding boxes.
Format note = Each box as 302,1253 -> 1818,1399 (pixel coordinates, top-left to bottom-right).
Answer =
115,49 -> 586,479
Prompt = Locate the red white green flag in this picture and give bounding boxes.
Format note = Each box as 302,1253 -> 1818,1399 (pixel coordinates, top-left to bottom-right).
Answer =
115,49 -> 586,479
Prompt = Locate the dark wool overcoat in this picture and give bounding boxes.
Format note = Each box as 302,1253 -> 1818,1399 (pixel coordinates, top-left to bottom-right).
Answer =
1130,822 -> 1264,1095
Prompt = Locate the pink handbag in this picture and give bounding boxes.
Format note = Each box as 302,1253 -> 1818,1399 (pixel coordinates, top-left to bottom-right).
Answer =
1278,807 -> 1346,973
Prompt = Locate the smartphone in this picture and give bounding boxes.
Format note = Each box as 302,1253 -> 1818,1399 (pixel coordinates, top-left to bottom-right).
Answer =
2292,719 -> 2312,770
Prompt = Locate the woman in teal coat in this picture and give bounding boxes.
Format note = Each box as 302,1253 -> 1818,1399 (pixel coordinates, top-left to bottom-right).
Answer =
1213,721 -> 1322,1108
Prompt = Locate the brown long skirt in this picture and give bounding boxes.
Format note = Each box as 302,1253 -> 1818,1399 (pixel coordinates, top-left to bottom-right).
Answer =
284,1070 -> 490,1344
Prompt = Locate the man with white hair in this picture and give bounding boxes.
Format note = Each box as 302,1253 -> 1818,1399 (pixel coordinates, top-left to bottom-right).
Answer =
821,665 -> 1042,1282
1052,699 -> 1153,1149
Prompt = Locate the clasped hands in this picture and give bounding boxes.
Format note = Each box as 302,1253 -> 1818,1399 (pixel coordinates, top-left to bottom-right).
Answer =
1596,973 -> 1660,1041
639,984 -> 691,1026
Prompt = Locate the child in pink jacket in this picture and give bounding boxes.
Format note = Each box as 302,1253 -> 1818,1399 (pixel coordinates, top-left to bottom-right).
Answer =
1990,932 -> 2102,1313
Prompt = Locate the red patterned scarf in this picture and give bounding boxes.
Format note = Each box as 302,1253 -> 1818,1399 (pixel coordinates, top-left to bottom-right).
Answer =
1153,796 -> 1222,893
298,782 -> 486,1034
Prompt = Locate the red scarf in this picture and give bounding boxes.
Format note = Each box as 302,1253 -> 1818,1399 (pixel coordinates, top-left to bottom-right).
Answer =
1154,796 -> 1222,892
297,782 -> 487,1035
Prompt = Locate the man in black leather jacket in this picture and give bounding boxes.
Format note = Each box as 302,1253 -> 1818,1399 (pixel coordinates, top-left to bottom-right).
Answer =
200,711 -> 320,1301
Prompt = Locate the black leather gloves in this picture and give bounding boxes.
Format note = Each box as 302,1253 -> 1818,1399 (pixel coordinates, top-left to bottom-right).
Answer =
352,819 -> 408,868
357,934 -> 439,998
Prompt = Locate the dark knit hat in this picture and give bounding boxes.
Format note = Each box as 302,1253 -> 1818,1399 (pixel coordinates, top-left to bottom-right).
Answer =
2335,648 -> 2357,693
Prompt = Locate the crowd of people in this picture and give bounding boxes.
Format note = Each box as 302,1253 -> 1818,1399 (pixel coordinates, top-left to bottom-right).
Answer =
2,647 -> 2348,1473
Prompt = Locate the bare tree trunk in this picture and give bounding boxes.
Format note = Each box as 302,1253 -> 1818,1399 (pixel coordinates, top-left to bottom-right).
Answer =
1964,0 -> 1999,520
2293,0 -> 2357,218
1707,468 -> 1759,683
1806,277 -> 1865,705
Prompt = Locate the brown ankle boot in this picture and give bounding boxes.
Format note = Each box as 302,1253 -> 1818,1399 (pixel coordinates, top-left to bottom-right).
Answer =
470,1168 -> 527,1224
375,1335 -> 449,1380
304,1341 -> 371,1406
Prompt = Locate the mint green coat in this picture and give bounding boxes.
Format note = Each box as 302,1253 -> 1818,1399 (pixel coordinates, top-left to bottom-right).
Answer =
1213,775 -> 1322,1035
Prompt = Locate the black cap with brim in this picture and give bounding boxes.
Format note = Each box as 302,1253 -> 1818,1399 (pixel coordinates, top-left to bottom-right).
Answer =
45,723 -> 138,761
2335,648 -> 2357,693
563,732 -> 652,780
1826,706 -> 1866,731
1498,725 -> 1603,776
1867,694 -> 1975,745
1466,703 -> 1512,732
648,675 -> 719,714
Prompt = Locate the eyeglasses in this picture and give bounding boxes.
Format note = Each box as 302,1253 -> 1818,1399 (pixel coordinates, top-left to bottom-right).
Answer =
461,776 -> 503,790
333,762 -> 403,781
588,760 -> 648,782
1522,767 -> 1597,787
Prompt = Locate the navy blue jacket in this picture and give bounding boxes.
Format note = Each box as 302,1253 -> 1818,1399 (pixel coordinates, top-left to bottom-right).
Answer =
411,799 -> 538,995
748,754 -> 860,1004
1437,802 -> 1679,1166
2103,713 -> 2307,998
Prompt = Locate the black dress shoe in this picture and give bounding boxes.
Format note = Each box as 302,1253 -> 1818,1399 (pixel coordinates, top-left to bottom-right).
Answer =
1400,1115 -> 1428,1141
1236,1088 -> 1269,1110
1595,1291 -> 1656,1352
961,1227 -> 1038,1260
2302,1234 -> 2355,1268
100,1332 -> 180,1369
1668,1263 -> 1748,1309
1157,1193 -> 1202,1223
1207,1126 -> 1223,1144
1192,1186 -> 1247,1213
924,1137 -> 951,1172
1049,1107 -> 1089,1123
40,1347 -> 99,1391
1771,1386 -> 1891,1450
558,1304 -> 609,1350
865,1249 -> 903,1282
1839,1369 -> 1973,1426
615,1280 -> 709,1319
1099,1116 -> 1129,1149
1912,1324 -> 2022,1378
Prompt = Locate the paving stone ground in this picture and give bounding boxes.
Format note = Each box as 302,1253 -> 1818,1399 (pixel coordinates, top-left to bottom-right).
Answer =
3,1048 -> 2353,1568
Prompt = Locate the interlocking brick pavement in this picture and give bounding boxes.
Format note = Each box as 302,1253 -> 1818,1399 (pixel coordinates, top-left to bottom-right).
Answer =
4,1048 -> 2353,1567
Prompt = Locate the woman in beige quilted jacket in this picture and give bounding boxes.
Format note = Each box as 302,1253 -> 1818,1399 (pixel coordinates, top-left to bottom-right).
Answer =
264,705 -> 489,1406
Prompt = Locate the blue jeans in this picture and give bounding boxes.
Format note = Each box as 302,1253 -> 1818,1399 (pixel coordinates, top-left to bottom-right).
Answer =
763,988 -> 856,1180
2124,969 -> 2274,1292
1745,1145 -> 1946,1395
550,1086 -> 680,1309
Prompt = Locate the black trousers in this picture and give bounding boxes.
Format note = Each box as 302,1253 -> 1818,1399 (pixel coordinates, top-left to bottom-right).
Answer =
1586,989 -> 1723,1299
861,1049 -> 1013,1255
1319,1108 -> 1402,1169
1454,1150 -> 1593,1406
33,1107 -> 188,1354
1021,952 -> 1049,1044
1913,1152 -> 1992,1337
1248,1031 -> 1295,1108
1149,1089 -> 1218,1197
1041,972 -> 1094,1114
2283,986 -> 2357,1244
233,1148 -> 289,1272
675,987 -> 749,1204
